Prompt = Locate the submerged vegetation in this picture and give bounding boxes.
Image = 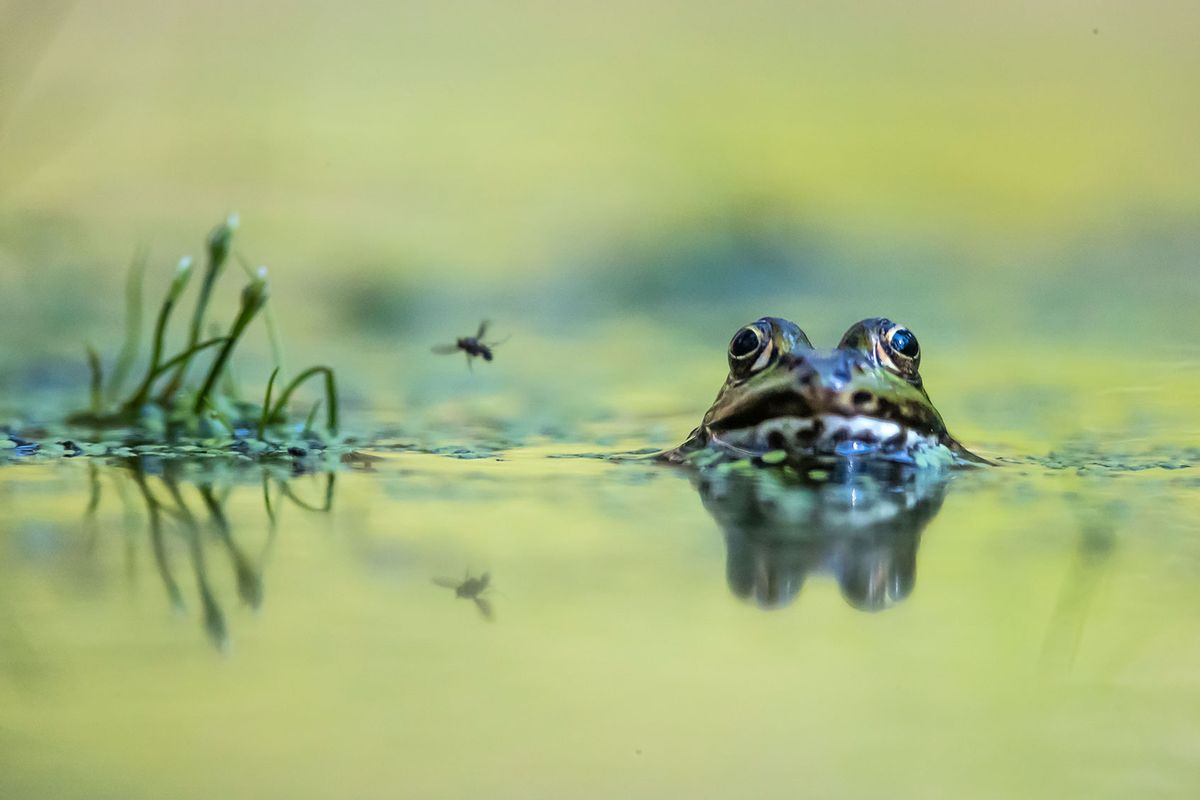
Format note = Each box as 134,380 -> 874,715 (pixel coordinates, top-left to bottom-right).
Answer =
66,215 -> 339,447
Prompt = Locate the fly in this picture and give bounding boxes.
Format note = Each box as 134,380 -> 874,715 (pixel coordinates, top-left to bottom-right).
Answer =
432,320 -> 509,371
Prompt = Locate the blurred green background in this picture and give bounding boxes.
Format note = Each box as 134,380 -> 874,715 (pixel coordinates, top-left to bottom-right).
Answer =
3,0 -> 1198,354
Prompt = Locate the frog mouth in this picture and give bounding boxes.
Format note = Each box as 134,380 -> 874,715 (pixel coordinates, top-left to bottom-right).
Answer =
709,413 -> 938,459
706,390 -> 816,433
707,385 -> 939,445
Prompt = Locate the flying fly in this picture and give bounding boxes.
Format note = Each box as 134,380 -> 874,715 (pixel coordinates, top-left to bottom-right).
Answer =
432,320 -> 508,370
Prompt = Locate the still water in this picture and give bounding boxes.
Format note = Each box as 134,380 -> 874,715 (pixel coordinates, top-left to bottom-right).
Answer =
2,337 -> 1199,799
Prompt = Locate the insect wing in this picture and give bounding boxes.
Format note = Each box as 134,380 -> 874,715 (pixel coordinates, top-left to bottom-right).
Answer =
433,577 -> 460,589
475,320 -> 490,339
431,344 -> 460,355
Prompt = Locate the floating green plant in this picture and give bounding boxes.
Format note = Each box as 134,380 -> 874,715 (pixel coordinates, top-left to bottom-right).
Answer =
69,216 -> 340,441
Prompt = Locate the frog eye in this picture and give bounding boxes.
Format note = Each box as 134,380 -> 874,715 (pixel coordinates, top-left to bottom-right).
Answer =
729,326 -> 762,358
728,323 -> 773,374
884,325 -> 920,363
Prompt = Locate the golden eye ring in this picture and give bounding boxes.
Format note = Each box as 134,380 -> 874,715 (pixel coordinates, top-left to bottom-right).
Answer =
728,324 -> 775,374
729,325 -> 763,360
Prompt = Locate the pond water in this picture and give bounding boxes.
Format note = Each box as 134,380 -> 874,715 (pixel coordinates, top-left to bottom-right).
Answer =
2,326 -> 1200,799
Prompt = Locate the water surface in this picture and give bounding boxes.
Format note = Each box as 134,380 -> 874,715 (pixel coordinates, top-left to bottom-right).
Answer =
2,338 -> 1199,799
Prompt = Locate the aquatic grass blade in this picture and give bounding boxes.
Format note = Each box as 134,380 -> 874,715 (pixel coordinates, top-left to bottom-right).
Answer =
159,215 -> 239,401
124,256 -> 195,411
147,337 -> 229,383
192,270 -> 268,416
268,366 -> 339,436
85,345 -> 103,414
302,400 -> 322,437
235,253 -> 285,375
105,245 -> 147,402
257,367 -> 280,440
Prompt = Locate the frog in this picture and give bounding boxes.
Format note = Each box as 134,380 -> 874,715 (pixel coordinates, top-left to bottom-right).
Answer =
663,316 -> 988,469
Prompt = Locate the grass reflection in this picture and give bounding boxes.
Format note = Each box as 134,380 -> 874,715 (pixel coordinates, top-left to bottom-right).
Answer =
1039,497 -> 1123,674
85,458 -> 336,650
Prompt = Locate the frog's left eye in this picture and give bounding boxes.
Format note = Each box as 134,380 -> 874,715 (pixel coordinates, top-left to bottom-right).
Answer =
728,322 -> 774,375
883,325 -> 920,371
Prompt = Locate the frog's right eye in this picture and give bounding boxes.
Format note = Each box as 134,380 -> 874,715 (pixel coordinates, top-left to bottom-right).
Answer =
728,323 -> 773,374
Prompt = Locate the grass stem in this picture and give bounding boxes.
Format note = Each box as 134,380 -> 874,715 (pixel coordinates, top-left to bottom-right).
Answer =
106,245 -> 147,402
191,271 -> 268,416
257,367 -> 280,440
124,257 -> 194,411
86,345 -> 103,414
267,366 -> 339,435
159,215 -> 238,402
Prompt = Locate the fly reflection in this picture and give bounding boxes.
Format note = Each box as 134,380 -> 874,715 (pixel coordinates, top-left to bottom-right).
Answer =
84,458 -> 336,650
692,463 -> 949,612
434,571 -> 495,621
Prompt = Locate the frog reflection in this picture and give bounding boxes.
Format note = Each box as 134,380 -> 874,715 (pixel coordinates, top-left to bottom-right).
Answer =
692,463 -> 948,612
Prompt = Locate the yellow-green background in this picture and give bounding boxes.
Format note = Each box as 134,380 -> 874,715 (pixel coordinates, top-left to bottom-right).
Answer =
2,1 -> 1198,346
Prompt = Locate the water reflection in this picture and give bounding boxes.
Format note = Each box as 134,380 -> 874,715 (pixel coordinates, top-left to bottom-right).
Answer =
1039,496 -> 1123,673
85,458 -> 336,650
433,571 -> 495,621
692,464 -> 949,612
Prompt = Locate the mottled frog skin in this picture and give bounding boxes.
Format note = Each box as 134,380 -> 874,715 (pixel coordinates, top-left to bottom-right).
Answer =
664,317 -> 988,469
